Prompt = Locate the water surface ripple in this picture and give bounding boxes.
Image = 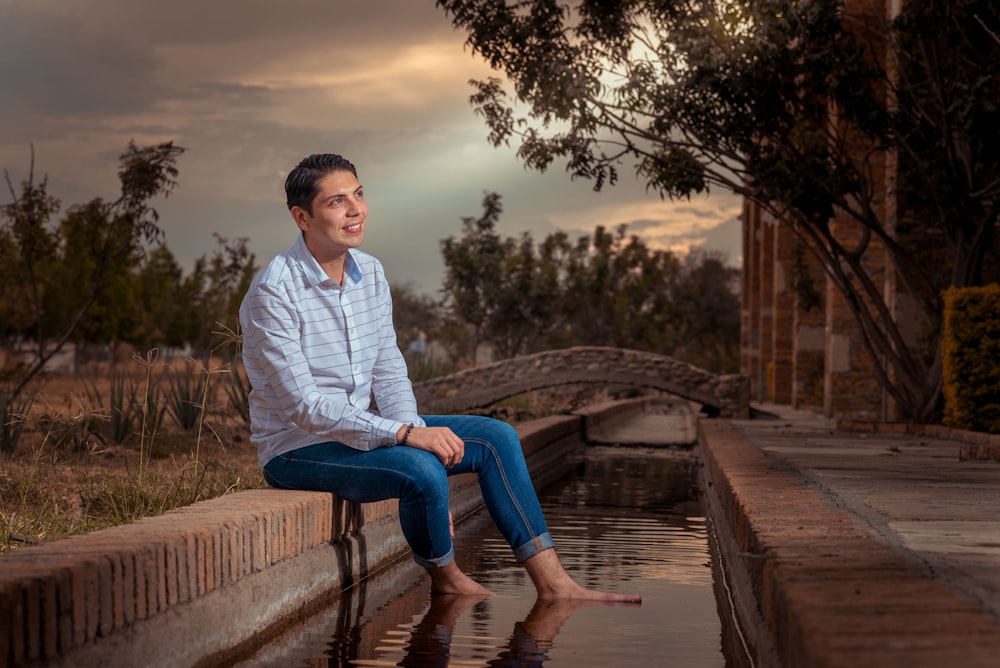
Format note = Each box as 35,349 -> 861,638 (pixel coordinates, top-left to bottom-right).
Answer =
233,446 -> 725,667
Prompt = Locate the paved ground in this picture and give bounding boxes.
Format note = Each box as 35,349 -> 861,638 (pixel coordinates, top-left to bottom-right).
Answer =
731,404 -> 1000,622
603,401 -> 1000,666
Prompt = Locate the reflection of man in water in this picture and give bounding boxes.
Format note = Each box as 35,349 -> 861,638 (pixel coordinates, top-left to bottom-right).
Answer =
401,593 -> 613,667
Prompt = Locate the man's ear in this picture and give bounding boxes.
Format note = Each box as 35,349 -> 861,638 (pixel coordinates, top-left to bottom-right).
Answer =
290,205 -> 310,231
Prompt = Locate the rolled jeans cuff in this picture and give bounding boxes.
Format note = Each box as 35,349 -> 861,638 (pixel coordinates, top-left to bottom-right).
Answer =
512,532 -> 555,563
414,546 -> 455,569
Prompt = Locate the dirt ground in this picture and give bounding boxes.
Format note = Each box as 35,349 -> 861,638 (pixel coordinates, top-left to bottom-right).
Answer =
1,370 -> 263,552
2,368 -> 631,552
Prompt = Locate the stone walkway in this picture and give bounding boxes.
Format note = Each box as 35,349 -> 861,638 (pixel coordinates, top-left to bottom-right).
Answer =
696,404 -> 1000,667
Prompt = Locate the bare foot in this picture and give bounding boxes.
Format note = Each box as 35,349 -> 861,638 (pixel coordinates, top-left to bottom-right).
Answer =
536,580 -> 642,603
427,560 -> 493,596
522,548 -> 642,603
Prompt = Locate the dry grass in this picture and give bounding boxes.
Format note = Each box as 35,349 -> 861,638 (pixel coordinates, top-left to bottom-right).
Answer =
0,360 -> 645,555
0,362 -> 264,554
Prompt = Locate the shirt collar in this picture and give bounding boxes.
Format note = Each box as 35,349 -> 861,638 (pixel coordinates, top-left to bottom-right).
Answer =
290,234 -> 362,288
343,251 -> 362,285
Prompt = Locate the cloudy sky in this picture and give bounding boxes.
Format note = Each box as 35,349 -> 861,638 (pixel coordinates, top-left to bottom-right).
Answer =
0,0 -> 742,295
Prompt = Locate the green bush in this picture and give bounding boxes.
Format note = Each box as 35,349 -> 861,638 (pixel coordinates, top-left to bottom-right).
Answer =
942,285 -> 1000,433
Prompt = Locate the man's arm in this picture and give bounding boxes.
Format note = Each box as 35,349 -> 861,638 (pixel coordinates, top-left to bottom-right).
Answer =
370,280 -> 424,425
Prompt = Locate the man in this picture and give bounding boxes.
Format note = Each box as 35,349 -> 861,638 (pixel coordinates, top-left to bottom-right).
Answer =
239,153 -> 639,601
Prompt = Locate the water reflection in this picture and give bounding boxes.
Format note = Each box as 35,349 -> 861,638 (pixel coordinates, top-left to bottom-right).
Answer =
230,447 -> 724,667
389,594 -> 638,668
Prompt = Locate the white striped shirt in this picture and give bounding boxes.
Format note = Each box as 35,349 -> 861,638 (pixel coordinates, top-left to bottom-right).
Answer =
239,234 -> 423,467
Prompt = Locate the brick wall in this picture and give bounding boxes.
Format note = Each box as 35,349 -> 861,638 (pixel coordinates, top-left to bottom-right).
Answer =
739,0 -> 911,421
0,412 -> 605,668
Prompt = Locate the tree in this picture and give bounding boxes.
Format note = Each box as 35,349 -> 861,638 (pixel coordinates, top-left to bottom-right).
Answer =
560,224 -> 683,353
0,147 -> 61,364
436,0 -> 1000,421
1,141 -> 185,400
49,200 -> 142,350
672,250 -> 741,373
133,245 -> 188,351
0,226 -> 33,350
183,234 -> 257,357
440,193 -> 736,364
440,192 -> 582,362
439,192 -> 513,364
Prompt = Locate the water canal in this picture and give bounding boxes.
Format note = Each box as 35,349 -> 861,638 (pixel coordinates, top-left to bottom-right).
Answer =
228,445 -> 742,667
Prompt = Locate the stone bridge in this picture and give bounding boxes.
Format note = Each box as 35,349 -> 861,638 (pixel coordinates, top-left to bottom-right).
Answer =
413,346 -> 750,418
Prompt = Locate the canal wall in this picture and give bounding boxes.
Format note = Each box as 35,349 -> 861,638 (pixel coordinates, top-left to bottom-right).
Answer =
697,415 -> 1000,668
697,420 -> 782,668
1,403 -> 637,668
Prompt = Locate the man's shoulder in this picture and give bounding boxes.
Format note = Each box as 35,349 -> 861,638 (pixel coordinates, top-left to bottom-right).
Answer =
245,241 -> 321,306
252,249 -> 298,289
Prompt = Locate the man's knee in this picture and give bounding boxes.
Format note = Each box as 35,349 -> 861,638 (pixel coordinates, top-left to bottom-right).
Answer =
471,417 -> 518,444
489,420 -> 521,451
400,451 -> 450,496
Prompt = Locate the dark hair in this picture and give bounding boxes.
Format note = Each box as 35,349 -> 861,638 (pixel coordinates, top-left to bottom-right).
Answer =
284,153 -> 358,212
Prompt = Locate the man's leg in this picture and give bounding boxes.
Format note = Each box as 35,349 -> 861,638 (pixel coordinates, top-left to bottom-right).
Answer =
426,415 -> 641,602
263,441 -> 455,567
423,415 -> 554,562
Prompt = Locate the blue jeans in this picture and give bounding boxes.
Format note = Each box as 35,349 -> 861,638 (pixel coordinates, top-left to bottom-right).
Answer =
261,415 -> 554,568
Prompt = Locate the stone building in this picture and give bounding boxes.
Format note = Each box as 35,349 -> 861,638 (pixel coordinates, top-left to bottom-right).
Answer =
741,201 -> 896,421
740,0 -> 899,420
740,0 -> 903,422
740,0 -> 1000,421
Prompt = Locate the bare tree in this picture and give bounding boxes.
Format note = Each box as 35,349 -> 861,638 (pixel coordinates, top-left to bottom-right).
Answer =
1,141 -> 185,402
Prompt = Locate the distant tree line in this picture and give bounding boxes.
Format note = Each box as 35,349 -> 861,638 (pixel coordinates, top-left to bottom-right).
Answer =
1,144 -> 739,409
0,142 -> 257,402
398,192 -> 740,375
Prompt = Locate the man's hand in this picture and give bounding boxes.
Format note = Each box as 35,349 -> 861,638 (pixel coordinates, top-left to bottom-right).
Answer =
397,425 -> 465,468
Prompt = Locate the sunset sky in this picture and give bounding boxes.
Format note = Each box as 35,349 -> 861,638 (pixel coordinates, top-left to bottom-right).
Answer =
0,0 -> 742,295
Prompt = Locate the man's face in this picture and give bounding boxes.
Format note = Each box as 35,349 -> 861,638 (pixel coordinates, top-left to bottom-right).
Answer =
292,170 -> 367,263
